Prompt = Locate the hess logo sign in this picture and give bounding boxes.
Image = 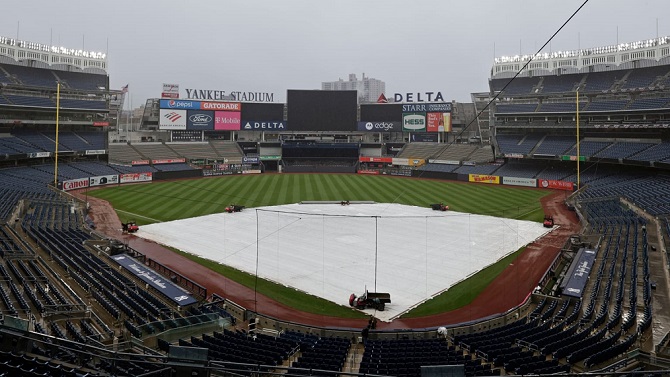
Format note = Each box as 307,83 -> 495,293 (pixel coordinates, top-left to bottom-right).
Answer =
403,114 -> 425,130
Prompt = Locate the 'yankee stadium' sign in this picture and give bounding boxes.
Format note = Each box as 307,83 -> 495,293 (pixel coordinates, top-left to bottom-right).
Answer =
185,88 -> 275,102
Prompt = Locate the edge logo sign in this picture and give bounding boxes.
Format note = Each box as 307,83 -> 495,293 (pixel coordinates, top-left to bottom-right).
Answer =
357,121 -> 400,132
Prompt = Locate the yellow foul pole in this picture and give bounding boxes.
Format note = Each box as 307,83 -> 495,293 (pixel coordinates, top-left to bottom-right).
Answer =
576,90 -> 580,190
54,82 -> 60,187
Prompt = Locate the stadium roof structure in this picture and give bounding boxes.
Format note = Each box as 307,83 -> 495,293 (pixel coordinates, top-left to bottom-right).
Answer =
0,35 -> 107,72
492,36 -> 670,79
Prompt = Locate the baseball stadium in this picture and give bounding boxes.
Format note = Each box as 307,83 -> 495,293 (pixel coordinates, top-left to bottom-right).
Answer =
1,28 -> 670,377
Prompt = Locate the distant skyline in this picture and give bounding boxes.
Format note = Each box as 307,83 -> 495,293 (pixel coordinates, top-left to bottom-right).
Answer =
2,0 -> 669,105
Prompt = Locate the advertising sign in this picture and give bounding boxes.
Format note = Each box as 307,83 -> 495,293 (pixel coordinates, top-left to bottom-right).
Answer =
561,248 -> 597,298
214,111 -> 241,130
357,121 -> 401,132
431,159 -> 460,165
131,160 -> 150,166
162,83 -> 179,99
468,174 -> 500,184
407,159 -> 426,167
159,109 -> 187,130
92,121 -> 109,127
85,150 -> 106,155
112,255 -> 198,306
394,92 -> 446,103
185,88 -> 275,102
402,112 -> 426,132
159,99 -> 200,109
260,155 -> 282,160
29,152 -> 51,158
392,158 -> 410,165
242,121 -> 287,130
359,156 -> 393,163
201,102 -> 241,111
186,110 -> 214,130
357,170 -> 380,175
89,175 -> 119,187
62,177 -> 89,191
120,172 -> 153,184
426,113 -> 442,132
401,103 -> 452,112
443,112 -> 452,132
410,133 -> 438,142
502,176 -> 537,187
538,179 -> 574,191
242,156 -> 260,164
504,153 -> 524,159
152,158 -> 186,164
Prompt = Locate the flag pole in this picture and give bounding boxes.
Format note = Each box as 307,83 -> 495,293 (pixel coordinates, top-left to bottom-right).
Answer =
576,90 -> 580,190
54,82 -> 60,187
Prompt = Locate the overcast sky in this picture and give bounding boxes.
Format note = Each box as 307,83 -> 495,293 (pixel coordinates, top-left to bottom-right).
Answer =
2,0 -> 669,105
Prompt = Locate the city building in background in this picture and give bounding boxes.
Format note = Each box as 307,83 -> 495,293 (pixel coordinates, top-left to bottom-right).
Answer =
322,73 -> 385,103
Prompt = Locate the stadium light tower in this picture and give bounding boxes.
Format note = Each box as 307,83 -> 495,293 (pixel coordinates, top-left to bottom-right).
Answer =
576,90 -> 580,190
54,82 -> 61,187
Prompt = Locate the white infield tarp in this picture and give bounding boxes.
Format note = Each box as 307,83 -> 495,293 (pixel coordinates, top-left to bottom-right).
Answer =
138,203 -> 553,321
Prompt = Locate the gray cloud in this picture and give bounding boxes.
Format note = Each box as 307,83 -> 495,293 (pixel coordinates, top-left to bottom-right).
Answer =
2,0 -> 669,104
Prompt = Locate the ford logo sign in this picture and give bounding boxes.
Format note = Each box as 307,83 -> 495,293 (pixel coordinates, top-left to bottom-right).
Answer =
189,114 -> 212,123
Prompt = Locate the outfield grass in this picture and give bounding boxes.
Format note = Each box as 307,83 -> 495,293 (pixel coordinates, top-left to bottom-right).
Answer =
89,174 -> 550,318
91,174 -> 548,225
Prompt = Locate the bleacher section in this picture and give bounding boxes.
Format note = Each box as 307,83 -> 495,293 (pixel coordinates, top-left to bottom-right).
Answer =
532,135 -> 575,156
620,65 -> 670,90
397,143 -> 444,159
468,146 -> 494,163
0,63 -> 58,87
490,76 -> 540,95
109,143 -> 146,164
53,69 -> 108,91
538,102 -> 586,113
627,97 -> 670,110
496,133 -> 543,156
209,140 -> 244,159
492,161 -> 546,178
629,142 -> 670,161
0,135 -> 42,154
495,103 -> 538,113
540,74 -> 580,93
433,144 -> 476,161
582,70 -> 627,92
593,142 -> 655,159
584,99 -> 629,112
564,140 -> 611,157
3,94 -> 54,108
166,142 -> 219,159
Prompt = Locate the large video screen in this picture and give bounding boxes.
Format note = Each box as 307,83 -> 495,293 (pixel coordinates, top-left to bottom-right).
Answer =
241,103 -> 284,121
360,104 -> 403,122
287,90 -> 357,131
